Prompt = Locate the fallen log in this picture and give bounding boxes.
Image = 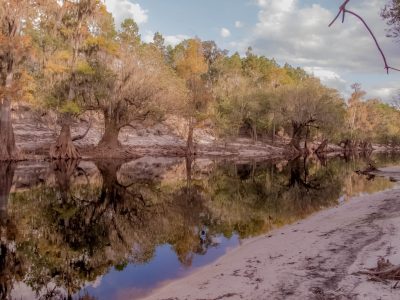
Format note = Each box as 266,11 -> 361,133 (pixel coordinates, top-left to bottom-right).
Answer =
358,258 -> 400,283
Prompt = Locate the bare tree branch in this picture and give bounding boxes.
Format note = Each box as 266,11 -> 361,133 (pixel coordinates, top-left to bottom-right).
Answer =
72,119 -> 92,141
329,0 -> 400,74
118,111 -> 151,130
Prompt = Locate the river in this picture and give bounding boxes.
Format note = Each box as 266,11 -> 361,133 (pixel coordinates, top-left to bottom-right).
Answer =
1,153 -> 399,299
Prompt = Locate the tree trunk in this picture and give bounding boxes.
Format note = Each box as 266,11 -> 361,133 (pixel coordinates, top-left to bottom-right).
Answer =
304,126 -> 310,155
95,160 -> 147,217
361,140 -> 373,153
50,117 -> 80,159
0,162 -> 17,300
186,120 -> 194,156
96,160 -> 123,205
52,159 -> 79,197
315,139 -> 329,154
339,139 -> 352,152
0,98 -> 18,161
0,162 -> 15,223
290,122 -> 303,152
353,140 -> 360,151
272,121 -> 276,145
98,116 -> 120,148
252,124 -> 257,143
185,156 -> 193,197
289,158 -> 302,188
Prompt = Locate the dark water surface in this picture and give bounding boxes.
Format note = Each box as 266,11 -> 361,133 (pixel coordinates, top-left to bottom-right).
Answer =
1,154 -> 400,299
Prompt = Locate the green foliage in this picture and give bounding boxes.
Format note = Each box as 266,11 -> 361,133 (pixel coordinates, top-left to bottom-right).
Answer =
76,60 -> 95,75
115,261 -> 128,271
21,0 -> 400,149
152,32 -> 166,53
344,85 -> 400,145
119,18 -> 141,46
382,0 -> 400,40
60,101 -> 81,114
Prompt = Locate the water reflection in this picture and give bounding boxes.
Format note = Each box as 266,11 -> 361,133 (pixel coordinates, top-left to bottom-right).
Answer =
0,154 -> 399,299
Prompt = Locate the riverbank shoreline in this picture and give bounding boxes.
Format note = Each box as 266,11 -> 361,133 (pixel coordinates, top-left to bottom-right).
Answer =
13,103 -> 394,161
142,168 -> 400,300
18,142 -> 394,162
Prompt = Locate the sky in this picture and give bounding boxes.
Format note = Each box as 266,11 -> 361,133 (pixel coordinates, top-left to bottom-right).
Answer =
103,0 -> 400,102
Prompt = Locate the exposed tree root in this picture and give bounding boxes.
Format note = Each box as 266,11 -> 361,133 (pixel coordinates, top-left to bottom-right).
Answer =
50,138 -> 80,159
49,124 -> 80,159
358,258 -> 400,283
355,163 -> 378,176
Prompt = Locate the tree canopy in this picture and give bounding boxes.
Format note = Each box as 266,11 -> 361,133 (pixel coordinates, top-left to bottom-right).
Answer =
0,0 -> 399,161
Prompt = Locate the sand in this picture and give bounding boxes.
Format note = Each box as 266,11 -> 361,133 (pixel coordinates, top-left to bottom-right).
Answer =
142,168 -> 400,300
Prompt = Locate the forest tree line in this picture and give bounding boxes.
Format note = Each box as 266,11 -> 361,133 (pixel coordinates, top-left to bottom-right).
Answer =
1,0 -> 400,160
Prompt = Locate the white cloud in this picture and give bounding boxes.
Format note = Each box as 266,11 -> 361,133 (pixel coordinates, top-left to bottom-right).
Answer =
368,83 -> 399,101
241,0 -> 400,72
304,66 -> 348,96
304,67 -> 345,83
234,0 -> 400,98
104,0 -> 149,26
371,87 -> 397,99
235,21 -> 244,28
142,31 -> 154,43
142,31 -> 189,46
89,275 -> 103,288
220,27 -> 231,38
164,34 -> 190,46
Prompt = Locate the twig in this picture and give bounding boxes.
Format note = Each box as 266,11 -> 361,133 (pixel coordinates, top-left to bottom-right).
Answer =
329,0 -> 400,74
329,0 -> 350,27
393,281 -> 399,289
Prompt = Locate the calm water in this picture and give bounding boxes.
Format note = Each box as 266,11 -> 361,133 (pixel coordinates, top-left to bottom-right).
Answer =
1,154 -> 400,299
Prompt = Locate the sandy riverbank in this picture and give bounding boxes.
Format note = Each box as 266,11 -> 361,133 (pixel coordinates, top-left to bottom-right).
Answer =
142,167 -> 400,300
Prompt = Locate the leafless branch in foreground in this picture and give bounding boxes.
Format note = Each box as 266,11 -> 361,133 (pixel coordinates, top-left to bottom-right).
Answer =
329,0 -> 400,74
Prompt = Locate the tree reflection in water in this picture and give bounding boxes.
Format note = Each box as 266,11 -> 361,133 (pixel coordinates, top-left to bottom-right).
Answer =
0,162 -> 21,300
0,154 -> 398,299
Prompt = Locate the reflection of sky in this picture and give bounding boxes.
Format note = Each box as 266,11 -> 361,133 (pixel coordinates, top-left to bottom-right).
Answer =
78,234 -> 240,300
